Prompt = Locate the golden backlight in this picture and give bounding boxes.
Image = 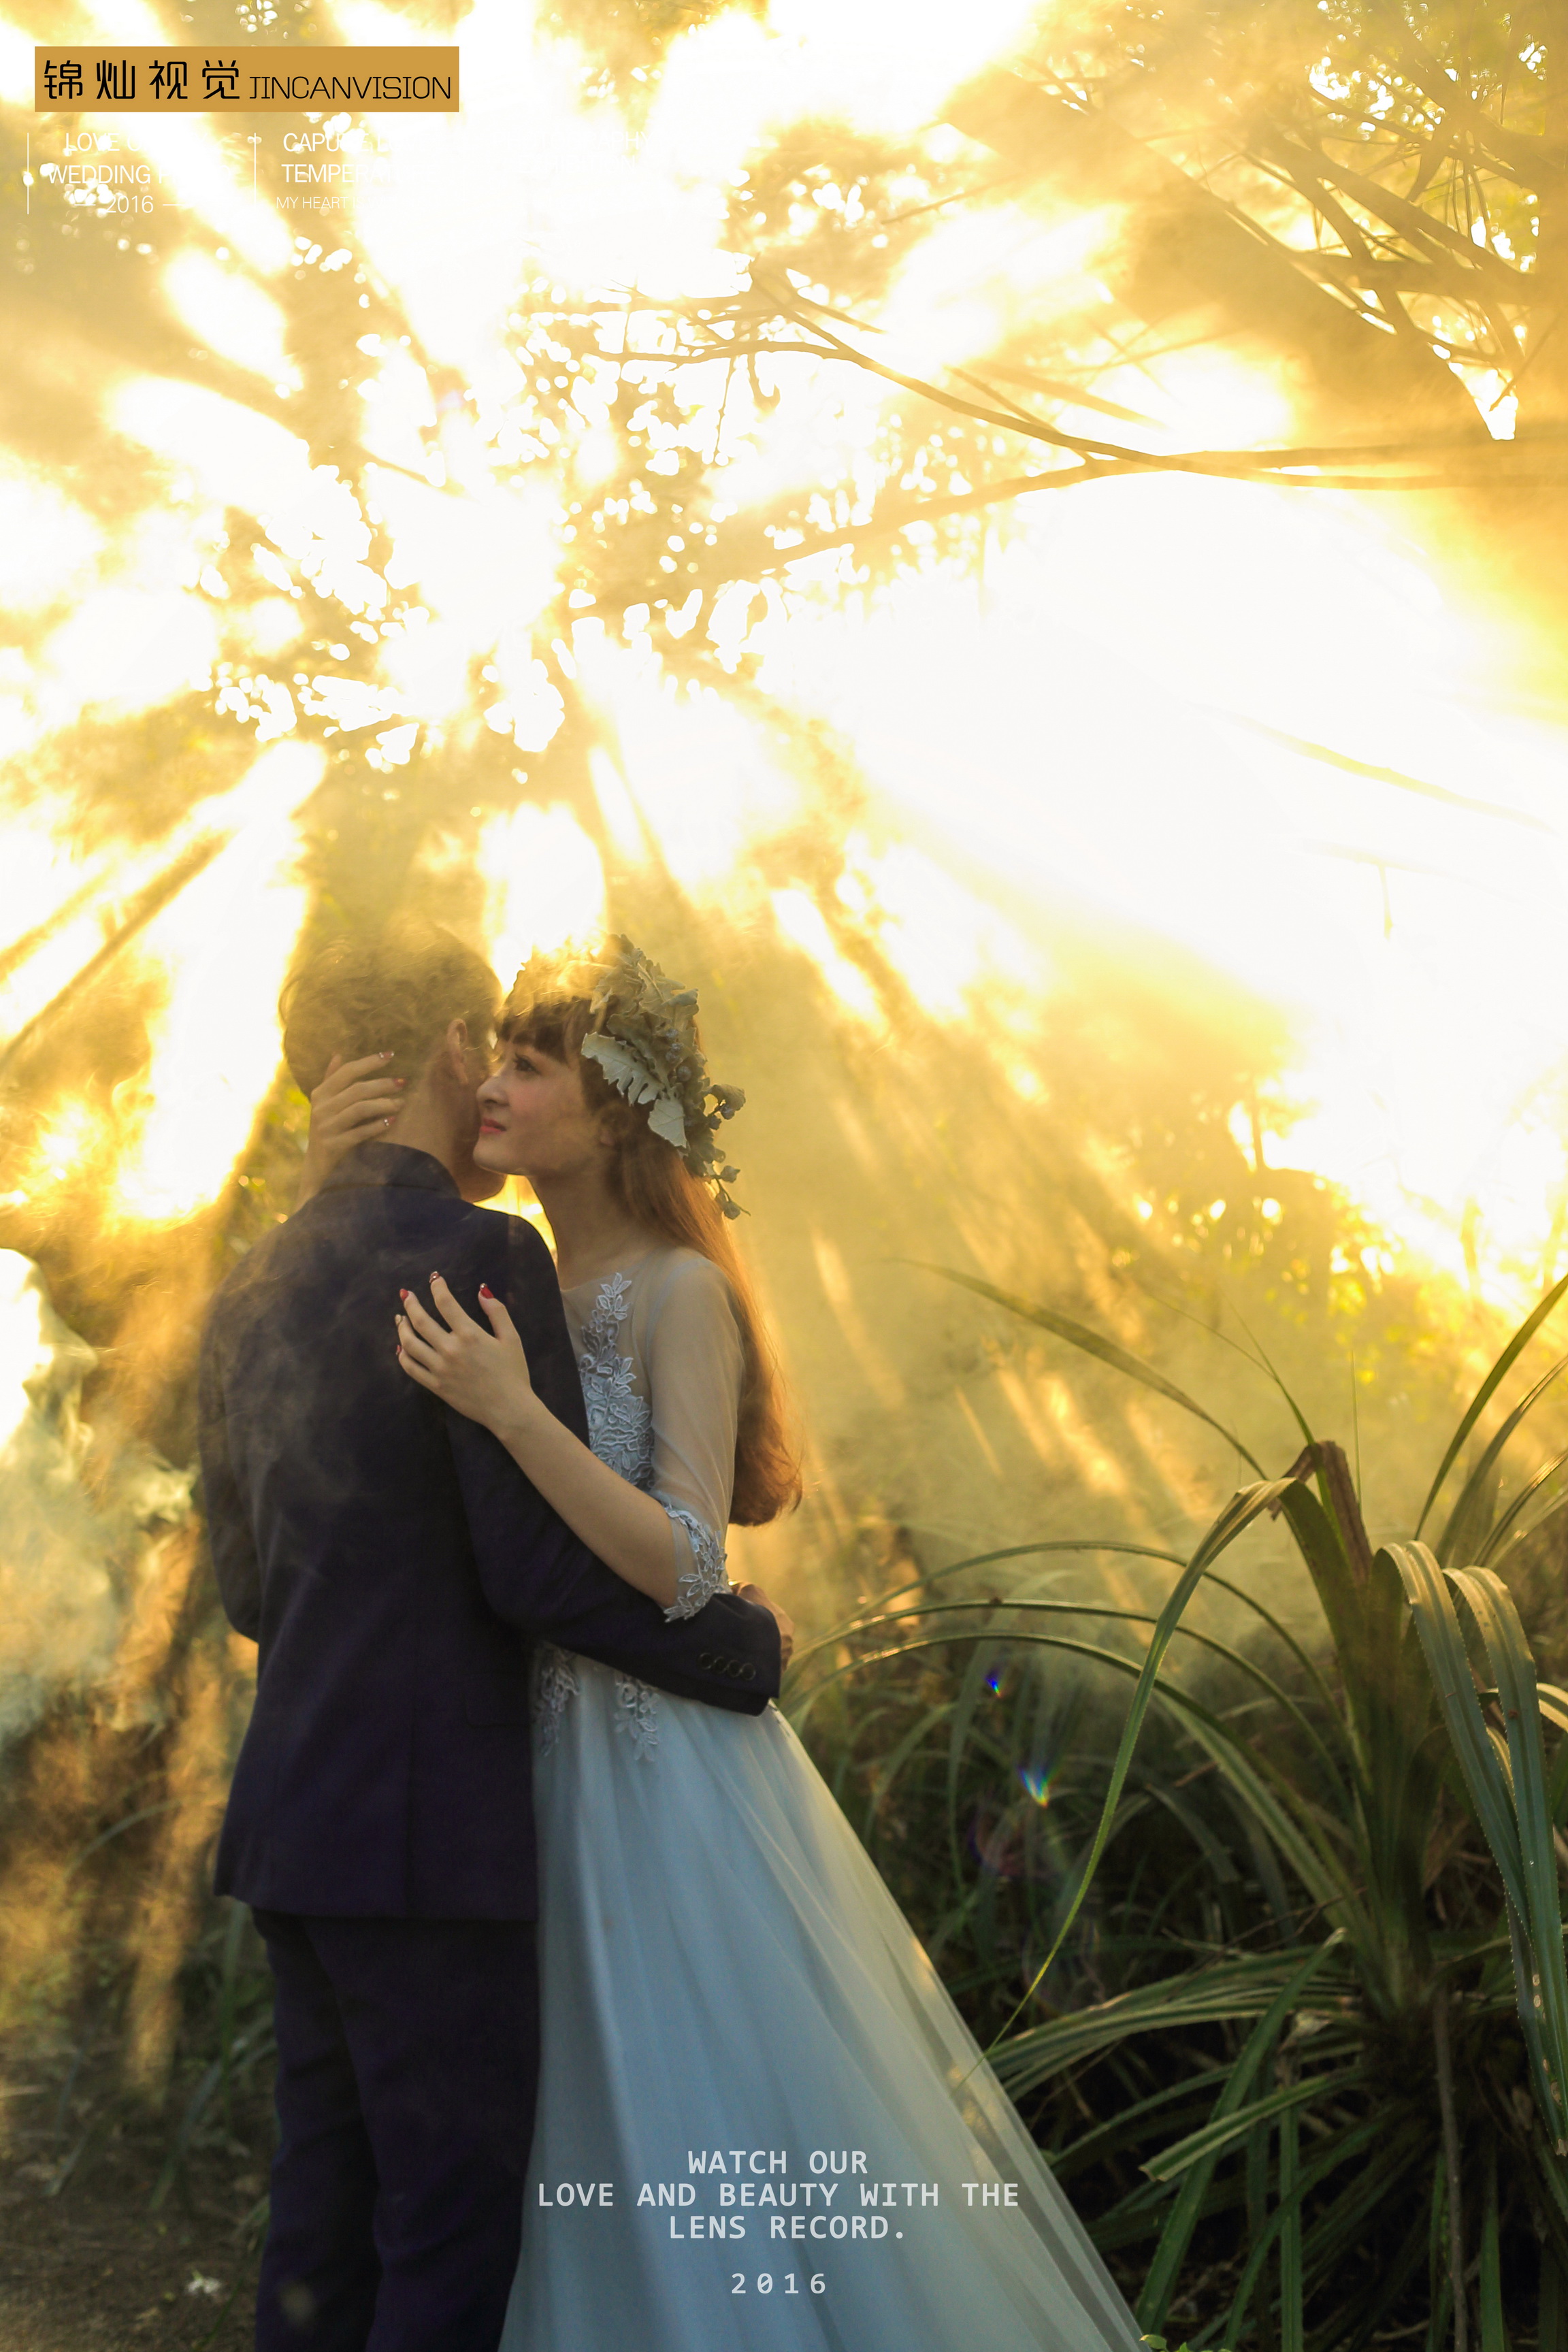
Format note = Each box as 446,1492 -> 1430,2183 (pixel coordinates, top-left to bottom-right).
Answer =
1,0 -> 1565,1612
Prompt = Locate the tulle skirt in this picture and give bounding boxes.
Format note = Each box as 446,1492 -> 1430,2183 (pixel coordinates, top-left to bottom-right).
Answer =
500,1661 -> 1142,2351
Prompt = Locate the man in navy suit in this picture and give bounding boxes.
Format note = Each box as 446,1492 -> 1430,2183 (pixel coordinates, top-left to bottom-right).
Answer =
199,920 -> 786,2352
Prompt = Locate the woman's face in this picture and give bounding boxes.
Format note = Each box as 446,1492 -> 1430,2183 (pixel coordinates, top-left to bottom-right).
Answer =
474,1036 -> 606,1184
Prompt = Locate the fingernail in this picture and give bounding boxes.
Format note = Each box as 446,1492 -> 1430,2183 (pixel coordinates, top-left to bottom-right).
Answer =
430,1271 -> 441,1284
479,1284 -> 493,1299
380,1051 -> 393,1060
393,1078 -> 406,1088
399,1289 -> 410,1300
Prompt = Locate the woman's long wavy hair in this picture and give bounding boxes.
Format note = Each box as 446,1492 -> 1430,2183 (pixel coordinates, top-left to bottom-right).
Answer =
500,989 -> 802,1527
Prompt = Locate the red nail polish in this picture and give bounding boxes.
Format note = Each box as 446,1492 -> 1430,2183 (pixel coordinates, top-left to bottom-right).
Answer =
399,1289 -> 410,1301
479,1284 -> 494,1299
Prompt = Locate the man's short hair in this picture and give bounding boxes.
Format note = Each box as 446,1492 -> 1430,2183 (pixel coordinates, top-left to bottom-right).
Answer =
280,916 -> 501,1096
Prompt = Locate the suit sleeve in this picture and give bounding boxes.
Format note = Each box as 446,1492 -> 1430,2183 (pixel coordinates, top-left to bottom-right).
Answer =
442,1215 -> 781,1711
197,1310 -> 263,1642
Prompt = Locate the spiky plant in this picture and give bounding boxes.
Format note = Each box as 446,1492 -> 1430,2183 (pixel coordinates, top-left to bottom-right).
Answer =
790,1271 -> 1568,2348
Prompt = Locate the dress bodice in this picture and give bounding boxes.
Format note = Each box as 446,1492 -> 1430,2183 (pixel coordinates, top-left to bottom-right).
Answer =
534,1248 -> 744,1761
573,1270 -> 655,1488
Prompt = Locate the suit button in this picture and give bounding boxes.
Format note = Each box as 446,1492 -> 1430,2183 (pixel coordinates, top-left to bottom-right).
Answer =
739,1663 -> 757,1682
698,1652 -> 717,1670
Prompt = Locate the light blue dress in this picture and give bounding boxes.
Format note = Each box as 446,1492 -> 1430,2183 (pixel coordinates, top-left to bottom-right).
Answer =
500,1247 -> 1141,2351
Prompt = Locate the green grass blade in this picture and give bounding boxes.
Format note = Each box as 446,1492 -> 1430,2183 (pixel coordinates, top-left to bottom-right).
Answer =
1543,2248 -> 1568,2352
1309,2198 -> 1430,2352
1436,1352 -> 1568,1567
1220,2119 -> 1410,2341
1054,2067 -> 1233,2182
861,1699 -> 951,1838
911,1263 -> 1267,1473
794,1537 -> 1354,1772
971,1478 -> 1326,2053
1280,2100 -> 1304,2352
1426,2153 -> 1450,2352
795,1616 -> 1361,1931
1147,1684 -> 1359,1918
1212,1288 -> 1319,1456
1298,2135 -> 1426,2303
794,1539 -> 1188,1658
1386,1543 -> 1529,1919
945,1635 -> 1002,1894
1284,1476 -> 1429,1762
1245,2115 -> 1270,2345
991,1950 -> 1335,2093
1134,1941 -> 1348,2330
1398,1539 -> 1568,2149
822,1593 -> 1353,1797
1199,1564 -> 1350,1729
1477,1448 -> 1568,1567
1148,1785 -> 1241,1883
1275,1477 -> 1372,1682
1415,1269 -> 1568,1538
1480,2148 -> 1505,2352
1141,2067 -> 1363,2186
1450,1565 -> 1568,2151
1504,1891 -> 1568,2144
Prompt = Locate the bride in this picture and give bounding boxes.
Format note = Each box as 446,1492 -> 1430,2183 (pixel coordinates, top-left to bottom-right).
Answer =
308,936 -> 1141,2351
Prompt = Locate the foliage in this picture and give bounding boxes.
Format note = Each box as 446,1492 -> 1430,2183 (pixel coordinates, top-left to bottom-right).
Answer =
5,5 -> 1568,2331
549,0 -> 1568,619
791,1265 -> 1568,2344
0,1836 -> 276,2264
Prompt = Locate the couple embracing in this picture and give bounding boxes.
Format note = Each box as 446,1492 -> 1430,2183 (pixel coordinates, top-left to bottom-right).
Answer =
199,916 -> 1141,2351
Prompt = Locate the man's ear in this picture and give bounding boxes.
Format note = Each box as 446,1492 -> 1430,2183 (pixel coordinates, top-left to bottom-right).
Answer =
441,1017 -> 472,1078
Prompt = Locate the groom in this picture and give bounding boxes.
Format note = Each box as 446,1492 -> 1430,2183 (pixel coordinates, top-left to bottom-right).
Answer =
199,916 -> 787,2352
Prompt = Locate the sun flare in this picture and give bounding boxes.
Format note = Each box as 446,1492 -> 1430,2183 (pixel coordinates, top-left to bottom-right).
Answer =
4,0 -> 1567,1455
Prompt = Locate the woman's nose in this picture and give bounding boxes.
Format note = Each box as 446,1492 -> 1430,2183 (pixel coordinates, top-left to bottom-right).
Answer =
476,1068 -> 503,1105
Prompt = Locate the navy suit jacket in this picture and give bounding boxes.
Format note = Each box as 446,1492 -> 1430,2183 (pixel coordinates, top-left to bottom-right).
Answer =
200,1142 -> 781,1918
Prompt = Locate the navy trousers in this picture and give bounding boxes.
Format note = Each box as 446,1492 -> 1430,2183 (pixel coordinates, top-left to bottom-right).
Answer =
251,1913 -> 539,2352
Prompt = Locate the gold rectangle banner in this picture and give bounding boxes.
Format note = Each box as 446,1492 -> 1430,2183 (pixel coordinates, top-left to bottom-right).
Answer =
33,48 -> 459,113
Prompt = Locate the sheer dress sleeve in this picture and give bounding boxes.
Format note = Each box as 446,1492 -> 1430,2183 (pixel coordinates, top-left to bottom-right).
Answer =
634,1252 -> 744,1622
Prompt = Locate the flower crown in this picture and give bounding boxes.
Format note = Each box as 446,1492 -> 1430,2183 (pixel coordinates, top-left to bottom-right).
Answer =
507,935 -> 746,1218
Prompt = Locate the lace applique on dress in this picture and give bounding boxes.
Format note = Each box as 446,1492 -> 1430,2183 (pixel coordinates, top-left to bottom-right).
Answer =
612,1671 -> 659,1761
534,1643 -> 579,1754
578,1271 -> 654,1488
570,1271 -> 662,1761
661,1500 -> 730,1622
540,1267 -> 734,1759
